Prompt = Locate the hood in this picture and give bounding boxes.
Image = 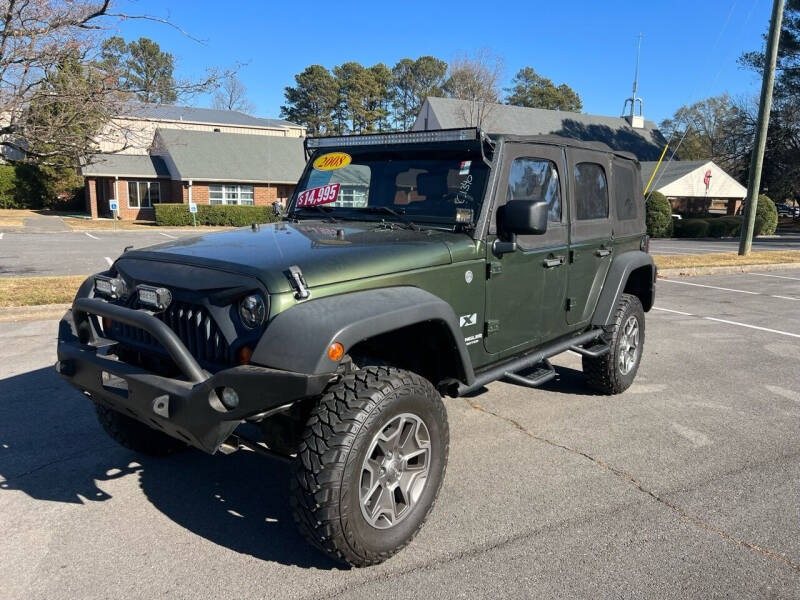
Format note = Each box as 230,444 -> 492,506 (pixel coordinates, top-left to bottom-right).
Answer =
121,220 -> 479,293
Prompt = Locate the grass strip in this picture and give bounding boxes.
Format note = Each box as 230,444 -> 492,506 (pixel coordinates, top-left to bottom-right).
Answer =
654,250 -> 800,269
0,275 -> 86,307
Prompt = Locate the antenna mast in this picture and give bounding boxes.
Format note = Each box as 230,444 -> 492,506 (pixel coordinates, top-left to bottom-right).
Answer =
622,33 -> 644,123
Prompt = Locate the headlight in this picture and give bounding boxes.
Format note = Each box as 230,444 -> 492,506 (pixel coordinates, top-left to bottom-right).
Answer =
94,276 -> 127,300
239,294 -> 266,328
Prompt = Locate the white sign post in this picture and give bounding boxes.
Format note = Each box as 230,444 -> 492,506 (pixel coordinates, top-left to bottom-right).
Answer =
188,202 -> 197,227
109,199 -> 118,231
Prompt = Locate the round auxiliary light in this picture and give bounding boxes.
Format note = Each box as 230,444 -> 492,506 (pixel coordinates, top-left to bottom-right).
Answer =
238,294 -> 266,328
327,342 -> 344,362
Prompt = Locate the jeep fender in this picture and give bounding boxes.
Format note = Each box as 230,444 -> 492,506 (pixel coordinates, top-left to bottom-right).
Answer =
592,251 -> 656,327
252,286 -> 476,385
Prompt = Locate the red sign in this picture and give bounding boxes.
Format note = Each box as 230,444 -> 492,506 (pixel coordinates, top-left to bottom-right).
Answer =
704,169 -> 712,192
296,183 -> 340,207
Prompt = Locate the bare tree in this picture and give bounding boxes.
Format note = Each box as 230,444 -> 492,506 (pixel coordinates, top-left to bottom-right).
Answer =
212,73 -> 255,113
0,0 -> 230,166
444,49 -> 504,128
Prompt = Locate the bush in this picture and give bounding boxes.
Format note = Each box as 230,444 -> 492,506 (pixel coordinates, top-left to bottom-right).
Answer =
154,203 -> 280,227
706,216 -> 743,238
673,218 -> 710,238
645,191 -> 673,238
754,194 -> 777,236
0,165 -> 18,208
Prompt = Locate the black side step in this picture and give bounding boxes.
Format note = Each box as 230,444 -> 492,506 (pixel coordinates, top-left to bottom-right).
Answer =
503,359 -> 556,388
569,342 -> 611,358
456,328 -> 604,396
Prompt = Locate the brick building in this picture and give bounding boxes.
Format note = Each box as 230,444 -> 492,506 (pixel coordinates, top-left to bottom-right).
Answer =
82,129 -> 306,221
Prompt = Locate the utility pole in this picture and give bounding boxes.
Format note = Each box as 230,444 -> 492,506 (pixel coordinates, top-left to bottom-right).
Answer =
739,0 -> 784,255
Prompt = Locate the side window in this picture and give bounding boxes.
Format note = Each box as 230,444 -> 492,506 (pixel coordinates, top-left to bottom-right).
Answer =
614,163 -> 637,221
574,162 -> 608,220
506,158 -> 561,222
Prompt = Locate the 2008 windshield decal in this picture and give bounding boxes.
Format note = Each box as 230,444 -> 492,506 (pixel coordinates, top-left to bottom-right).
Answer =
296,183 -> 340,207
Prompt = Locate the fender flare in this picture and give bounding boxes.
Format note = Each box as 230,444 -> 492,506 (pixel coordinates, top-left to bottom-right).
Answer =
591,251 -> 656,327
252,286 -> 476,384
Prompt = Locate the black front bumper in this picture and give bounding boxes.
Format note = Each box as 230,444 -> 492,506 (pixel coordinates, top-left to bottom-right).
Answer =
56,299 -> 331,454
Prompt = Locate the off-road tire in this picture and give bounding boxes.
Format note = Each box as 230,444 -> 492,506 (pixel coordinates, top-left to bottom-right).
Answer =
291,366 -> 449,567
583,293 -> 645,395
95,404 -> 187,456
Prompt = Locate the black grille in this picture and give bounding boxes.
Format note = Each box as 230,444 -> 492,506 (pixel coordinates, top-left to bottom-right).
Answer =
110,300 -> 231,368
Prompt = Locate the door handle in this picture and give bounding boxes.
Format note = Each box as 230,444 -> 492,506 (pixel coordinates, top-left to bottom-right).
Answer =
596,247 -> 612,257
543,256 -> 565,268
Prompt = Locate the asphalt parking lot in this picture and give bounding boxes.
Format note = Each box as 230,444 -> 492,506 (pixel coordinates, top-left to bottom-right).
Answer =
0,228 -> 200,277
1,270 -> 798,599
650,233 -> 800,255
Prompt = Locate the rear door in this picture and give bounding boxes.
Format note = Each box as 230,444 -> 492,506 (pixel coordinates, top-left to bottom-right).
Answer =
566,149 -> 613,326
483,143 -> 569,354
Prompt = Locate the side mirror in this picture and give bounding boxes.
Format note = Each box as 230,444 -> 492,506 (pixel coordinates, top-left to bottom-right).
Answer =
499,199 -> 549,236
272,201 -> 283,217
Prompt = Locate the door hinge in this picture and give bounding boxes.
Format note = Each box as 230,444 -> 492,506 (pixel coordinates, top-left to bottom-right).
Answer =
487,261 -> 502,278
566,297 -> 576,311
485,320 -> 500,335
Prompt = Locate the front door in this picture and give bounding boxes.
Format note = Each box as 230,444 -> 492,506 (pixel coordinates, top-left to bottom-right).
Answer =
484,144 -> 569,355
566,149 -> 614,325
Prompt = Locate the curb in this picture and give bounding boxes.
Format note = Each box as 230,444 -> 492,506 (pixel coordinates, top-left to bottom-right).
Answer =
658,262 -> 800,278
0,303 -> 70,322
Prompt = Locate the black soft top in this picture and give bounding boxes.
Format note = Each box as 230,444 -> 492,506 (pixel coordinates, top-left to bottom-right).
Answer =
486,133 -> 640,164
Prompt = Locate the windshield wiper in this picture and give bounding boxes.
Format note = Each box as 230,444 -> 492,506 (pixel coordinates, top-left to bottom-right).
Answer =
358,206 -> 419,230
291,205 -> 338,223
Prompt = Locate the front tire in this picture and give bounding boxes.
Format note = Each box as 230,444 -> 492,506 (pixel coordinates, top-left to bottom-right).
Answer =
291,366 -> 449,567
95,404 -> 187,456
583,293 -> 645,394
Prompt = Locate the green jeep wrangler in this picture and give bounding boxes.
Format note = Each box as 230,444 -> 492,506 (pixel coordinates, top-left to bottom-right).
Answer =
56,128 -> 655,567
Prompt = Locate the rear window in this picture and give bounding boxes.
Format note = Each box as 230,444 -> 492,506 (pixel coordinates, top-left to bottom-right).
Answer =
574,162 -> 608,220
614,163 -> 637,221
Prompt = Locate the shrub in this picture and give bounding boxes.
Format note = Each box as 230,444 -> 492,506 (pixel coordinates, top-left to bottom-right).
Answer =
673,218 -> 710,238
645,191 -> 673,238
0,165 -> 18,208
754,194 -> 777,236
706,216 -> 743,238
154,203 -> 280,227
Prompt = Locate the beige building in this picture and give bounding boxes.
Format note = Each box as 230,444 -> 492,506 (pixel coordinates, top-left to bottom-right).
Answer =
98,103 -> 306,155
640,160 -> 747,215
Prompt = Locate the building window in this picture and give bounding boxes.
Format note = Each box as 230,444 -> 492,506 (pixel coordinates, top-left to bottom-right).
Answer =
506,158 -> 562,222
574,163 -> 609,220
209,184 -> 255,205
127,181 -> 160,208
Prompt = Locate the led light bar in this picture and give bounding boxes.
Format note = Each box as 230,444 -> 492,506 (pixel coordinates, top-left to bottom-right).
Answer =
137,285 -> 172,311
305,128 -> 480,149
94,275 -> 127,300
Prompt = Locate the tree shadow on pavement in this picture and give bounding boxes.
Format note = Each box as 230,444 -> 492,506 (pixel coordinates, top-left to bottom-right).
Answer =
0,366 -> 340,569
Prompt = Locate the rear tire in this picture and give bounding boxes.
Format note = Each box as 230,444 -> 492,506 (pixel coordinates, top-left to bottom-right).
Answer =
95,404 -> 187,456
291,366 -> 448,567
583,293 -> 645,395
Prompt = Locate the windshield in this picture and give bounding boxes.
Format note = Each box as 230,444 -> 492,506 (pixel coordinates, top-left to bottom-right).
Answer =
290,147 -> 489,226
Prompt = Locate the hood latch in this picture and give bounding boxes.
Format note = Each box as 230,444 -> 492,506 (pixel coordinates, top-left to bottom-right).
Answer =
287,265 -> 310,300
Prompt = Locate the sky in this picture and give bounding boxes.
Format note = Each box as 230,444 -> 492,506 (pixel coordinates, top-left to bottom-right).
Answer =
106,0 -> 772,125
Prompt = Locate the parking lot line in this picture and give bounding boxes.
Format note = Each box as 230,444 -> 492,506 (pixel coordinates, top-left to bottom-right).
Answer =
659,279 -> 760,295
158,232 -> 177,239
104,257 -> 113,266
84,232 -> 99,240
653,306 -> 800,339
750,272 -> 800,282
0,232 -> 3,240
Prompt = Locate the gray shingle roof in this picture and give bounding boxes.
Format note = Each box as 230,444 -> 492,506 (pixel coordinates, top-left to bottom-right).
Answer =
153,129 -> 306,183
415,97 -> 668,161
81,153 -> 170,178
640,160 -> 709,188
121,103 -> 300,129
